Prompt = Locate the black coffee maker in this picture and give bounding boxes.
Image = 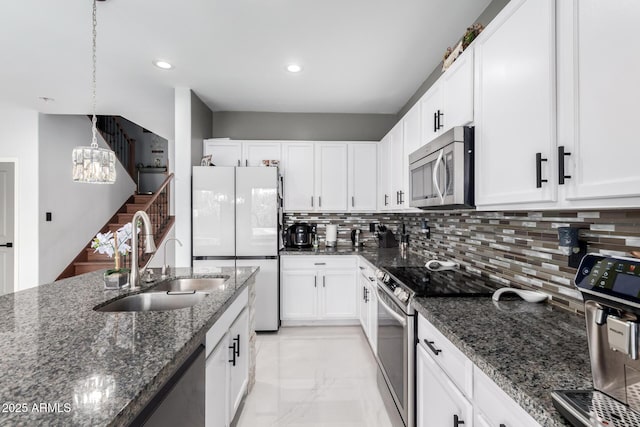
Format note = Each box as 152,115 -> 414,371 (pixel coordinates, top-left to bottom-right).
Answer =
284,223 -> 316,248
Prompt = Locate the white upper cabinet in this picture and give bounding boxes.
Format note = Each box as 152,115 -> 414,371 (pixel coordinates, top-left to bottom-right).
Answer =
388,122 -> 405,209
419,46 -> 475,147
282,142 -> 315,211
474,0 -> 557,208
403,103 -> 422,159
315,143 -> 348,211
242,142 -> 281,167
203,139 -> 243,167
556,0 -> 640,207
348,143 -> 377,211
378,135 -> 391,210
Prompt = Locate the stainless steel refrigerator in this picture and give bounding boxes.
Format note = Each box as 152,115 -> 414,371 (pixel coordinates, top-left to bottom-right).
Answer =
192,166 -> 280,331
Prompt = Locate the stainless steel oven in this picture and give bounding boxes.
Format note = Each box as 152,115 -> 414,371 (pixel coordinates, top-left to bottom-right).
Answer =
376,282 -> 415,427
408,126 -> 474,209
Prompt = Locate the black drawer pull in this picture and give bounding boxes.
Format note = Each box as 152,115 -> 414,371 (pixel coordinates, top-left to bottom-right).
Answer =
233,334 -> 240,357
229,343 -> 237,366
453,414 -> 464,426
535,153 -> 548,188
424,339 -> 442,356
500,424 -> 506,427
558,145 -> 572,185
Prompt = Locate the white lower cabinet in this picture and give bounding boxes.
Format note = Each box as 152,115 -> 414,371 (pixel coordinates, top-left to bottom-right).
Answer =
416,314 -> 541,427
280,256 -> 358,324
358,262 -> 377,353
416,343 -> 473,427
205,288 -> 249,427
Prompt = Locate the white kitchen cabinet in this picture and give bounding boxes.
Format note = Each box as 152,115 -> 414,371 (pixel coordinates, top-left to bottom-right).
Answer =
474,0 -> 557,207
280,256 -> 358,324
388,122 -> 405,209
416,342 -> 473,427
419,46 -> 474,147
205,333 -> 228,427
280,270 -> 318,320
315,143 -> 348,211
203,139 -> 243,167
282,142 -> 315,211
228,308 -> 249,422
378,135 -> 391,210
555,0 -> 640,207
358,261 -> 377,354
402,103 -> 422,161
205,288 -> 249,427
348,143 -> 377,211
474,366 -> 540,427
242,142 -> 281,167
358,272 -> 369,334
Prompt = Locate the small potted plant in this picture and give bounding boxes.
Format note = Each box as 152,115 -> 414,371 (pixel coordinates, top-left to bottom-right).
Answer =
92,223 -> 135,289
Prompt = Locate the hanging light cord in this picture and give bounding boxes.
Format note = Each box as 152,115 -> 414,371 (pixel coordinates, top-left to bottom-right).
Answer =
91,0 -> 98,149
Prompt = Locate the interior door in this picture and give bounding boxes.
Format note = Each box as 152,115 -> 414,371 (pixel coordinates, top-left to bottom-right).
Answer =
0,162 -> 15,296
236,167 -> 278,256
192,166 -> 235,257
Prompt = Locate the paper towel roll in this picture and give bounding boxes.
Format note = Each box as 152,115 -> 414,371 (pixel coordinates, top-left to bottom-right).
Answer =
326,224 -> 337,247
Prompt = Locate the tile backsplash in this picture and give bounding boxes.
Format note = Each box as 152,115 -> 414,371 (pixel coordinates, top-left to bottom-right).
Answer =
285,209 -> 640,314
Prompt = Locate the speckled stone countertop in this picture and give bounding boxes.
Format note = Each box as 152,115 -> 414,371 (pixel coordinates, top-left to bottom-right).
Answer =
413,297 -> 591,427
282,246 -> 591,426
0,267 -> 257,427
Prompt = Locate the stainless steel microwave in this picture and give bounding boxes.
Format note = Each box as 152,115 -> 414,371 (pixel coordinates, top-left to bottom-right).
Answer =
408,126 -> 474,209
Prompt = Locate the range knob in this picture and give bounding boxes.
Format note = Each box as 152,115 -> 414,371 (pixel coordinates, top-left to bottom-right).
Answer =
375,269 -> 390,284
375,269 -> 385,280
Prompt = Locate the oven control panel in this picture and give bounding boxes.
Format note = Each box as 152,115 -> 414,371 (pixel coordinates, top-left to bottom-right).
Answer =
375,269 -> 409,304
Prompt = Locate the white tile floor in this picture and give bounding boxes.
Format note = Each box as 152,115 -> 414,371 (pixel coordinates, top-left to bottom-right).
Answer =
236,326 -> 394,427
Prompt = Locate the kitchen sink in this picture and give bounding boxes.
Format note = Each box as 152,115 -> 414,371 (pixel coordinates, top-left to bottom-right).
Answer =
95,292 -> 207,312
150,276 -> 229,293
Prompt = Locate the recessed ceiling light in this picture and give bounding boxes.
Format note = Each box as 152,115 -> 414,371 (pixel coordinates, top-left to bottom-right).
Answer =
287,64 -> 302,73
153,60 -> 173,70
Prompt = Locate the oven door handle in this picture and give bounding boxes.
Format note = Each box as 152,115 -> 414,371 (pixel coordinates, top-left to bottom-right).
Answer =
376,288 -> 407,327
432,148 -> 445,204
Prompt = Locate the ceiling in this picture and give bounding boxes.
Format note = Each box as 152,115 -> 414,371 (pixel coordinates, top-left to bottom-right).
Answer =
0,0 -> 491,139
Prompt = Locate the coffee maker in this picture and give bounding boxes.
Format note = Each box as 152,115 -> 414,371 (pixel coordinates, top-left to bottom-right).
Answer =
552,254 -> 640,426
284,223 -> 316,249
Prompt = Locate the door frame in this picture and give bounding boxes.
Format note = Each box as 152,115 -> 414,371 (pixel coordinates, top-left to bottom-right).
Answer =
0,158 -> 18,293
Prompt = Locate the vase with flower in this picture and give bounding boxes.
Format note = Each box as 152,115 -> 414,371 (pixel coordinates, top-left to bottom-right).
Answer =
92,223 -> 135,289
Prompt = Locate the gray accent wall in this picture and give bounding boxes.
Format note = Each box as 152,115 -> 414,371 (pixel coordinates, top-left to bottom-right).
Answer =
396,0 -> 511,118
191,93 -> 213,165
212,111 -> 397,141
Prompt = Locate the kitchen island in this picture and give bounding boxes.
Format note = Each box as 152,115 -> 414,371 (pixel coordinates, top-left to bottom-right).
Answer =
0,267 -> 257,426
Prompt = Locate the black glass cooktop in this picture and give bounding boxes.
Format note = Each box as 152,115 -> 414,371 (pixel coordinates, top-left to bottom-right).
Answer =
382,266 -> 497,297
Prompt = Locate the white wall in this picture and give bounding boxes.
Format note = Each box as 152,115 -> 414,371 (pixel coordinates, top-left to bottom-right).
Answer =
174,88 -> 213,267
38,114 -> 136,283
0,107 -> 40,290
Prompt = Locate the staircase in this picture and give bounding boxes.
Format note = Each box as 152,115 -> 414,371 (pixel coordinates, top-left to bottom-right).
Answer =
58,174 -> 175,280
94,115 -> 137,180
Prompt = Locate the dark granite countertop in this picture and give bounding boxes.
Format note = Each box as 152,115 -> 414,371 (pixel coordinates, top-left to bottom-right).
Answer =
412,297 -> 591,427
282,246 -> 591,426
0,267 -> 257,427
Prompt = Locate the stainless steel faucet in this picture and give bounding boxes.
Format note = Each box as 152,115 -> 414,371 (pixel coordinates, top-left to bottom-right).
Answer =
161,238 -> 183,278
129,211 -> 157,290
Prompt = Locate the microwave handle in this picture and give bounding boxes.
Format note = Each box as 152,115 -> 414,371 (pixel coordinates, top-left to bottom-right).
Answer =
432,149 -> 445,204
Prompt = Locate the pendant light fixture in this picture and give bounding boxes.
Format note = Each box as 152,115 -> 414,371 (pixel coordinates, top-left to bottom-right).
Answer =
72,0 -> 116,184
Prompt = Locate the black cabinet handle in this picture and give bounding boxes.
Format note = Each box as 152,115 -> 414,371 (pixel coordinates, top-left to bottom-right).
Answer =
437,110 -> 444,130
363,286 -> 366,301
311,196 -> 314,207
233,334 -> 240,357
500,424 -> 506,427
319,196 -> 322,207
322,276 -> 326,288
434,112 -> 438,132
314,276 -> 317,288
364,287 -> 369,303
229,343 -> 237,366
384,194 -> 389,206
0,243 -> 12,248
399,191 -> 404,204
453,414 -> 464,426
558,146 -> 571,185
424,339 -> 442,356
352,196 -> 355,207
535,153 -> 548,188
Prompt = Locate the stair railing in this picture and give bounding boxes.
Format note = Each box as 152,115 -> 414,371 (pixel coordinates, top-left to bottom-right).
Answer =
135,173 -> 174,267
94,116 -> 137,180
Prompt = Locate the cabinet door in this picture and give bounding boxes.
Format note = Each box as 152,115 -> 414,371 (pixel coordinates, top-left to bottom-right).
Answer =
203,139 -> 243,167
403,103 -> 422,160
367,278 -> 377,354
315,143 -> 348,211
321,269 -> 358,319
441,46 -> 474,132
280,270 -> 318,320
378,136 -> 391,210
348,143 -> 377,211
358,273 -> 369,333
242,142 -> 281,167
228,308 -> 249,423
282,143 -> 315,211
388,123 -> 405,209
419,84 -> 443,145
416,344 -> 473,427
560,0 -> 640,202
474,0 -> 557,207
206,334 -> 229,427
